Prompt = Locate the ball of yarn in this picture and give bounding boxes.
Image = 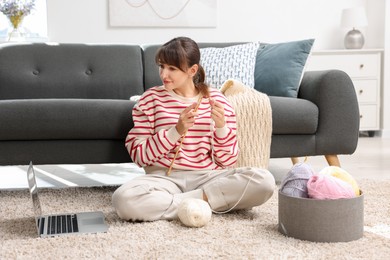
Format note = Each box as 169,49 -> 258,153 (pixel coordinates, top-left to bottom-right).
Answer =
280,162 -> 314,198
307,174 -> 356,199
319,166 -> 360,196
178,198 -> 212,228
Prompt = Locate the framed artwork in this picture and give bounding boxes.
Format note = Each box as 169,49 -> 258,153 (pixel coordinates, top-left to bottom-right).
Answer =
109,0 -> 217,27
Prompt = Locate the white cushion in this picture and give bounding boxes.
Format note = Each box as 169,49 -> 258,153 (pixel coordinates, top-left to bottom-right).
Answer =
200,42 -> 260,89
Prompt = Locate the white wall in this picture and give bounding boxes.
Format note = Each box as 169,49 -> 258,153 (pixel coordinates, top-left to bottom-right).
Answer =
46,0 -> 384,49
46,0 -> 388,136
382,0 -> 390,138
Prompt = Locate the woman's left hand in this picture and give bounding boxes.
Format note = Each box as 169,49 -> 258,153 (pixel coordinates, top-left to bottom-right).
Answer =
210,99 -> 226,128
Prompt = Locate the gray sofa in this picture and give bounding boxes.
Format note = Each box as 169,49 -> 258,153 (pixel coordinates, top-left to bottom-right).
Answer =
0,43 -> 360,166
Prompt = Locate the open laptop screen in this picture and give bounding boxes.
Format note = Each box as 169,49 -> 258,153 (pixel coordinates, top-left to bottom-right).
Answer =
27,161 -> 43,234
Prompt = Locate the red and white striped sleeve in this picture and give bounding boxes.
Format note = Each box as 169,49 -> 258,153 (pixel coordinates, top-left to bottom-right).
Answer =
125,90 -> 181,167
210,90 -> 238,168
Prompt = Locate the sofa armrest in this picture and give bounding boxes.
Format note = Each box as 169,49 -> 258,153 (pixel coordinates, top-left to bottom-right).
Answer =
298,70 -> 360,155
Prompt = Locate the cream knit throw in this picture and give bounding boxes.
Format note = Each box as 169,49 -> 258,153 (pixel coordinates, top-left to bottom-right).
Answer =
220,79 -> 272,169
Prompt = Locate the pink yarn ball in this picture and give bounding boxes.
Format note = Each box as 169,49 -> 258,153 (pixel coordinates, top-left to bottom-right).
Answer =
307,174 -> 355,200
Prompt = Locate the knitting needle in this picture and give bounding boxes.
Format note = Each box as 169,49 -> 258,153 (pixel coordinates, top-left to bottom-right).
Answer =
166,95 -> 203,176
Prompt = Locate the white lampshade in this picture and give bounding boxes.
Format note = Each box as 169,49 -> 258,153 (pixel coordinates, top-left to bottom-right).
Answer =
341,7 -> 368,28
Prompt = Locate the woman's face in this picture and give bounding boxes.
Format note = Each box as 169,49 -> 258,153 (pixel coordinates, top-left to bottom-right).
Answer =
159,63 -> 197,93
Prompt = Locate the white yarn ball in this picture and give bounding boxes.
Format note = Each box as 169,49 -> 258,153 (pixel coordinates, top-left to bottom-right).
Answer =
178,198 -> 212,228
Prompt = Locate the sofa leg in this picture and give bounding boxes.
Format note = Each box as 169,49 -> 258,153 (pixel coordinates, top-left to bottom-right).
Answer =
291,157 -> 300,165
325,155 -> 340,167
291,157 -> 309,165
291,156 -> 340,167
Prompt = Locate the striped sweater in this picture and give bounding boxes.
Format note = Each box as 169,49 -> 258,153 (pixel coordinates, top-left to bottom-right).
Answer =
125,85 -> 238,173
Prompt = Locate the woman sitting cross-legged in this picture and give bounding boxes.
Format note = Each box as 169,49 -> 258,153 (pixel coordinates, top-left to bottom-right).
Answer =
112,36 -> 275,227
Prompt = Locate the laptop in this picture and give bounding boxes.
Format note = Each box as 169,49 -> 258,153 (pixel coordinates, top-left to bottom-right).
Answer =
27,161 -> 109,237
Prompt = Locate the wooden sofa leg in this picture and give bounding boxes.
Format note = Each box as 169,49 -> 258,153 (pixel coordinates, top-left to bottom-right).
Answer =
291,157 -> 300,165
325,155 -> 340,167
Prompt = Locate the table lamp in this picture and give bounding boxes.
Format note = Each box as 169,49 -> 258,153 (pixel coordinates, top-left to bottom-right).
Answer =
341,7 -> 368,49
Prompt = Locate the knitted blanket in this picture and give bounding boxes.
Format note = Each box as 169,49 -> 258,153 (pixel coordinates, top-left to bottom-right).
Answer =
220,79 -> 272,169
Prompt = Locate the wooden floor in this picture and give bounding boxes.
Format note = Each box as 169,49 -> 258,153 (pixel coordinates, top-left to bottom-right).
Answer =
270,136 -> 390,183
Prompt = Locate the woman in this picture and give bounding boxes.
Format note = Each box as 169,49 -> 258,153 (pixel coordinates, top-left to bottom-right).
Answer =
112,37 -> 275,224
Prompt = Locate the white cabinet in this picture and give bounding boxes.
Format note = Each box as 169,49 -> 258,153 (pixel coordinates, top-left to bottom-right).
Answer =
306,49 -> 383,135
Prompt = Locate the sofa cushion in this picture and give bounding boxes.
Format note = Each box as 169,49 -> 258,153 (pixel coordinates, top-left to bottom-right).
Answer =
200,42 -> 260,88
270,96 -> 318,134
142,44 -> 162,90
0,43 -> 144,100
254,39 -> 314,98
0,99 -> 135,140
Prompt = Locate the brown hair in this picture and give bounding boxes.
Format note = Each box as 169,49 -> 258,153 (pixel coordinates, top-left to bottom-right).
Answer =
155,37 -> 209,97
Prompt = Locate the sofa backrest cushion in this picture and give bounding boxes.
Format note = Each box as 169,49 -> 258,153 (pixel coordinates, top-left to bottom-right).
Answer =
0,43 -> 144,100
142,44 -> 161,90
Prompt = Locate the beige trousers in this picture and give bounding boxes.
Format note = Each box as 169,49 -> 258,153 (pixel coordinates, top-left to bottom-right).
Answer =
112,167 -> 275,221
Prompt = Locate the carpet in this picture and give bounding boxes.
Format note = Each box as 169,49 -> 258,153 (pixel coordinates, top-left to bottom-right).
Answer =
1,179 -> 390,259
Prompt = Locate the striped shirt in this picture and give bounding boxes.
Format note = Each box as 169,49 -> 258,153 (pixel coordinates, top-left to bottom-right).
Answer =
125,85 -> 238,173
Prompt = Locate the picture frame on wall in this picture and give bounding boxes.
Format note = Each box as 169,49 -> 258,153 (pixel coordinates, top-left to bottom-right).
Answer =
108,0 -> 217,28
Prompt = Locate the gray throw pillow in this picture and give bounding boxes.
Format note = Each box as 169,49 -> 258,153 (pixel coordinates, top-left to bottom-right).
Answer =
254,39 -> 315,97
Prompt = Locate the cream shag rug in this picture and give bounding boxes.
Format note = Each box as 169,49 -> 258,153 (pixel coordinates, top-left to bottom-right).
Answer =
1,179 -> 390,259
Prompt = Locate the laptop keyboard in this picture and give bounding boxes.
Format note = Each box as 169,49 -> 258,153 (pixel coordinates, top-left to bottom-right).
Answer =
39,214 -> 79,235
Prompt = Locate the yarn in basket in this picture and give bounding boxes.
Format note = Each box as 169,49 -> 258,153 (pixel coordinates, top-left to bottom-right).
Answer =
319,166 -> 360,196
280,162 -> 314,198
307,173 -> 356,199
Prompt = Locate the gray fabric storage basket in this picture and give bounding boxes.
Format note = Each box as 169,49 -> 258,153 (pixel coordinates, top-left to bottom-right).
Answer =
278,190 -> 364,242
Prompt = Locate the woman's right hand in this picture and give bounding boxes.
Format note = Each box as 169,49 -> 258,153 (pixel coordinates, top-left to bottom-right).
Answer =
175,102 -> 198,136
